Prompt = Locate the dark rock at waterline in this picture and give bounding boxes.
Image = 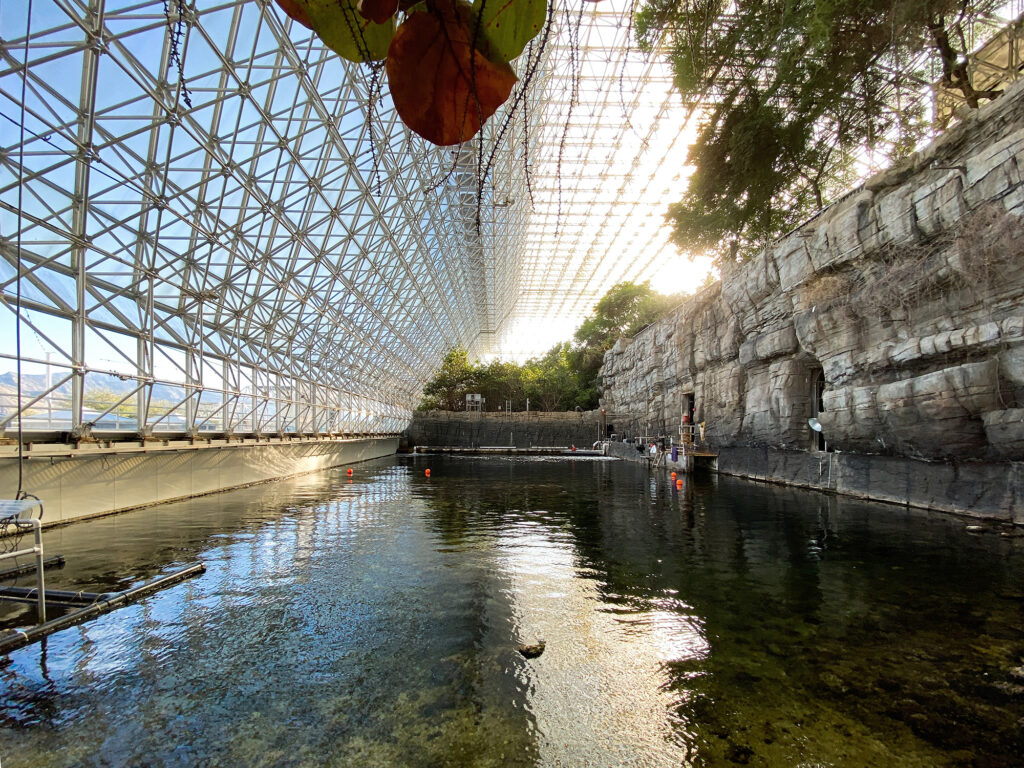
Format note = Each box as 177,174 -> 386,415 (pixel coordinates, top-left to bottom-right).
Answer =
517,640 -> 545,659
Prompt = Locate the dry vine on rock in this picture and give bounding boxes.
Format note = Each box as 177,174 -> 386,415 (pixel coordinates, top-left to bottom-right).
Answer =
953,203 -> 1024,292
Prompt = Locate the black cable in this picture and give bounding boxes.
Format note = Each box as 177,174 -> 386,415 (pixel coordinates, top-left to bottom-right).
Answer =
15,0 -> 34,501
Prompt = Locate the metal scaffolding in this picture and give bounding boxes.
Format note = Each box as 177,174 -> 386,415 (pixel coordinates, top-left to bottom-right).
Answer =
1,0 -> 692,437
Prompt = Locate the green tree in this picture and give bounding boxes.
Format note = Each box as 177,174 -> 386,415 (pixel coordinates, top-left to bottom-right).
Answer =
476,359 -> 525,410
636,0 -> 1008,266
417,285 -> 679,412
418,347 -> 476,410
523,342 -> 580,411
569,282 -> 679,407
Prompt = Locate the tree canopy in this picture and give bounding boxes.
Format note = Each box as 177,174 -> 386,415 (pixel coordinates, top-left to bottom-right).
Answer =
419,347 -> 476,410
416,343 -> 585,411
417,282 -> 680,411
635,0 -> 1009,266
568,281 -> 680,404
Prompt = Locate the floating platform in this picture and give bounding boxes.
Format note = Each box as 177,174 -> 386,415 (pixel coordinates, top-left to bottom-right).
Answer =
412,446 -> 605,456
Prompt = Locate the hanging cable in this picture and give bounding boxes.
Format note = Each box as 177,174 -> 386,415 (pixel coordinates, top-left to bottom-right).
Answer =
14,0 -> 35,501
2,0 -> 38,575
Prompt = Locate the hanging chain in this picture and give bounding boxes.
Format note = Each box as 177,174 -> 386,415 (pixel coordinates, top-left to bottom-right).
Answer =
164,0 -> 193,108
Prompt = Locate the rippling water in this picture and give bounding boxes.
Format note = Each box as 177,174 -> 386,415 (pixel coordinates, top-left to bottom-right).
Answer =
1,456 -> 1022,767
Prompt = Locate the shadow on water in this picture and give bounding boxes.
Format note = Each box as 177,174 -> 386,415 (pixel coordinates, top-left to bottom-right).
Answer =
0,454 -> 1021,767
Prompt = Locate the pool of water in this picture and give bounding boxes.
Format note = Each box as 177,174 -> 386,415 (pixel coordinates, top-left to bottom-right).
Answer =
1,455 -> 1022,767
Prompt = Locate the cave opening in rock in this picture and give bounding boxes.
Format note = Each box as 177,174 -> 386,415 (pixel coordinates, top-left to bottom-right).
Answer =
811,367 -> 830,452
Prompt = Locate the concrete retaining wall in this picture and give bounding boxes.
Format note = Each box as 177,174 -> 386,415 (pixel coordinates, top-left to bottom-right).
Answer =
0,435 -> 397,526
406,411 -> 606,448
714,446 -> 1022,523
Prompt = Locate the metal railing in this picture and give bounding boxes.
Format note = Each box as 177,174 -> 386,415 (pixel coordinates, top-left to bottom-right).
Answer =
0,498 -> 46,624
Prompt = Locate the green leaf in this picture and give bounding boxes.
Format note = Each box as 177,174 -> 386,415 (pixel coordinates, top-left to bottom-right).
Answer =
296,0 -> 395,63
473,0 -> 547,62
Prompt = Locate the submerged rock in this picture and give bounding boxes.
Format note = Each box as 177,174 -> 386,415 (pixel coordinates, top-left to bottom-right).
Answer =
725,743 -> 754,764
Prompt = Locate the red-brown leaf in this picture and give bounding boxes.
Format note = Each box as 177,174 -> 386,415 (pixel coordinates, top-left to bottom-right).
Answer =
386,0 -> 518,146
273,0 -> 313,29
357,0 -> 399,25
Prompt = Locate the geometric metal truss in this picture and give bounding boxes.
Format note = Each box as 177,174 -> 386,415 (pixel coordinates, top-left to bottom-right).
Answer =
934,8 -> 1024,128
502,2 -> 696,357
1,0 -> 696,437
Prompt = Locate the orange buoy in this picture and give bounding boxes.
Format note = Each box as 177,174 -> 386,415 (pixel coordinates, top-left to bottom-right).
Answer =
347,468 -> 353,476
425,468 -> 431,477
671,471 -> 677,480
676,479 -> 683,489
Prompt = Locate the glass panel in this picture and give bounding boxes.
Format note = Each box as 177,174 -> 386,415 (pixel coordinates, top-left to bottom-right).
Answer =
83,371 -> 138,432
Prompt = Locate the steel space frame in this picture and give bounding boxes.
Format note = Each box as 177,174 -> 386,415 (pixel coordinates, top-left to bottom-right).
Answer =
2,0 -> 694,438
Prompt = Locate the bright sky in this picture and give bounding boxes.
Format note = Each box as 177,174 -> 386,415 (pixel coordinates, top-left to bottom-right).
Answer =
489,0 -> 717,360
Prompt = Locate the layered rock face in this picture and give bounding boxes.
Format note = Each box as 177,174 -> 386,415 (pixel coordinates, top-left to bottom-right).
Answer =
600,80 -> 1024,517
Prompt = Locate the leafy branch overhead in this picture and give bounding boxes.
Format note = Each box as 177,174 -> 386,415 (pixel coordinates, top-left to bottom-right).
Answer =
275,0 -> 552,145
636,0 -> 1011,267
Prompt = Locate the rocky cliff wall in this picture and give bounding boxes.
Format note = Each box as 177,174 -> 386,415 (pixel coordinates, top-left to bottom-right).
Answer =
599,79 -> 1024,521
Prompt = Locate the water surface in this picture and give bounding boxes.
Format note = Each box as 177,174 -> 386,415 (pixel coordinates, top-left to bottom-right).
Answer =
1,455 -> 1022,767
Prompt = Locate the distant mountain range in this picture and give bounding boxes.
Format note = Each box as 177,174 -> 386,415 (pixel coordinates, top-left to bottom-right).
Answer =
0,371 -> 192,404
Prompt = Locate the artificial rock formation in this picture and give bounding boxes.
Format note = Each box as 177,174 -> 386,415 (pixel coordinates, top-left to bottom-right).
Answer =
600,79 -> 1024,519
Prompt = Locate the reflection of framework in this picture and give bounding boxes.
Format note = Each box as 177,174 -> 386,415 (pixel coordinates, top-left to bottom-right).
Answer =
934,12 -> 1024,128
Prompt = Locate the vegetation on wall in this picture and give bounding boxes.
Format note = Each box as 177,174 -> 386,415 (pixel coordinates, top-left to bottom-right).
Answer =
418,281 -> 680,411
635,0 -> 1010,268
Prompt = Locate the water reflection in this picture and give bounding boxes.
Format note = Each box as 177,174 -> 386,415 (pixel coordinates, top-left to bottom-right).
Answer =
495,522 -> 703,767
0,456 -> 1021,767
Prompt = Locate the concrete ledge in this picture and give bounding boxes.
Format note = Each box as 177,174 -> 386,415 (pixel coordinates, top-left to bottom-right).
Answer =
406,411 -> 605,449
715,445 -> 1022,524
0,436 -> 398,526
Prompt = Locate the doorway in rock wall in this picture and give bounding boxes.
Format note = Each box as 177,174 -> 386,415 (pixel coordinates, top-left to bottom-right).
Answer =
681,393 -> 696,443
811,368 -> 829,452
